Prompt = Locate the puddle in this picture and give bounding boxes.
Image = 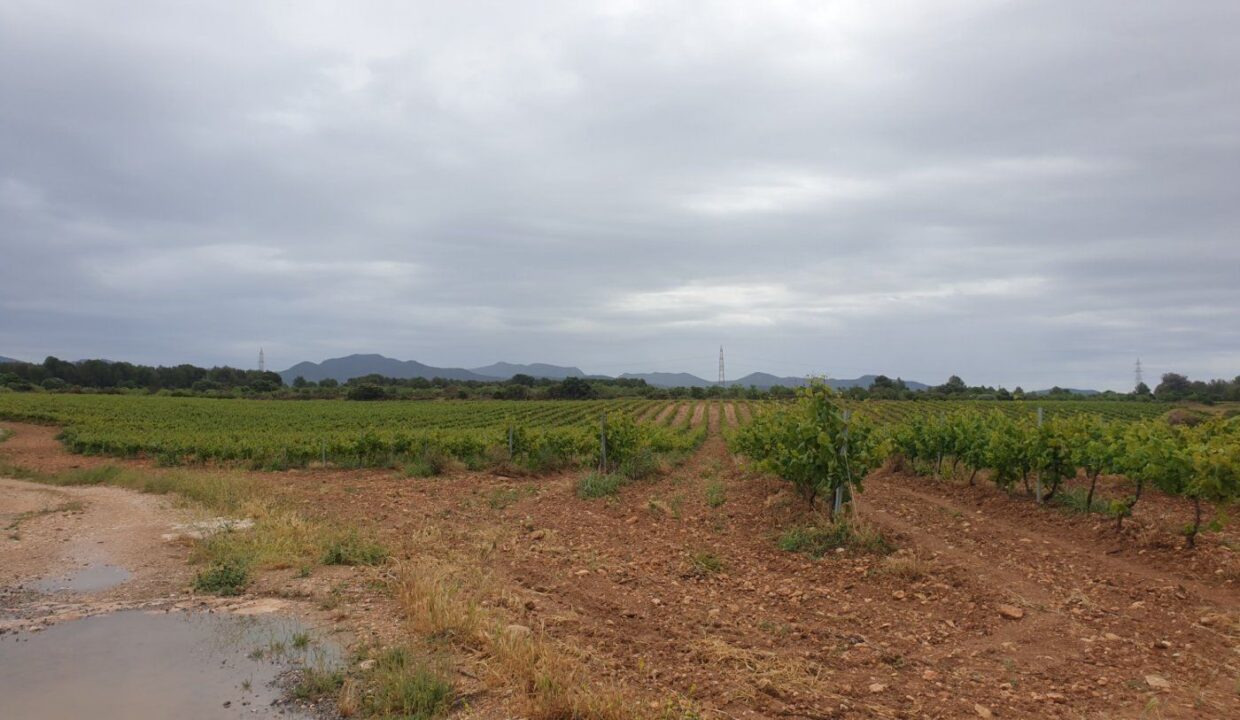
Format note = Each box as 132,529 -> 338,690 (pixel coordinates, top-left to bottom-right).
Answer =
30,563 -> 132,593
0,610 -> 338,719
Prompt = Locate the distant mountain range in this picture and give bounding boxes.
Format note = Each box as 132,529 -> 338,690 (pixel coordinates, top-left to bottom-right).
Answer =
0,356 -> 21,364
278,354 -> 930,390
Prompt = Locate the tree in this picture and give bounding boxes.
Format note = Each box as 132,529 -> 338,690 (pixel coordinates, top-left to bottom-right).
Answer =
346,383 -> 387,401
937,376 -> 967,395
1154,373 -> 1192,401
550,376 -> 594,399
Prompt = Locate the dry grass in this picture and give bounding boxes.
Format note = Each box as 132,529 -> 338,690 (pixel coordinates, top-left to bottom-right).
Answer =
387,528 -> 644,719
874,551 -> 933,581
693,636 -> 831,704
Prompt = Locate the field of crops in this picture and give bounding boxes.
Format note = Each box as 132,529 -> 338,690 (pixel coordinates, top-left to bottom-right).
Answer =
0,393 -> 1174,471
0,394 -> 711,469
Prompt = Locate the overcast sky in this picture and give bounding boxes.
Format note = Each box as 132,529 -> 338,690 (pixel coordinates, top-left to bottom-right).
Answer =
1,1 -> 1237,390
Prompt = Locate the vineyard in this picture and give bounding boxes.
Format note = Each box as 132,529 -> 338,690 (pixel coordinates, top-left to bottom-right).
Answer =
0,393 -> 1182,473
733,385 -> 1239,548
2,390 -> 1238,717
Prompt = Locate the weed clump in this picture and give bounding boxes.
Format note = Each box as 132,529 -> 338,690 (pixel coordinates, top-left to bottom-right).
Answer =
778,519 -> 892,558
618,447 -> 660,481
193,557 -> 251,596
687,551 -> 724,576
576,472 -> 625,499
360,648 -> 453,719
322,529 -> 388,566
875,552 -> 930,580
404,450 -> 457,478
704,480 -> 726,508
292,665 -> 345,701
1052,487 -> 1110,514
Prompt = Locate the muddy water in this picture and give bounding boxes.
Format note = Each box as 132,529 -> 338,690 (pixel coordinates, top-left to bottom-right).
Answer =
0,610 -> 335,719
30,563 -> 132,592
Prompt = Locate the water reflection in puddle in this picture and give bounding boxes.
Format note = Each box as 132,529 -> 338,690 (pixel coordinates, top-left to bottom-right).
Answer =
30,563 -> 132,593
0,610 -> 337,719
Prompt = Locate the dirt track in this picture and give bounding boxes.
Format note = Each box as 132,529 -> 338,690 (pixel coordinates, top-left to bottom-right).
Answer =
0,476 -> 195,630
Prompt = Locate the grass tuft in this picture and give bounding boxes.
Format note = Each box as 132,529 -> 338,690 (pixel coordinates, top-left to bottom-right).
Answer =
687,550 -> 724,576
576,472 -> 625,499
704,480 -> 726,508
1052,487 -> 1110,514
322,529 -> 388,566
360,648 -> 453,719
778,519 -> 892,558
875,552 -> 931,580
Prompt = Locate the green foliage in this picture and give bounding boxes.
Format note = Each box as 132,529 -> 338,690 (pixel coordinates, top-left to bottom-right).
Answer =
885,404 -> 1240,544
0,394 -> 705,473
704,480 -> 726,508
732,382 -> 878,513
193,558 -> 251,596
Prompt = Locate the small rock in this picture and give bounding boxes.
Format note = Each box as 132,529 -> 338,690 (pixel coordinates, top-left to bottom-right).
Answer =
973,703 -> 992,718
1152,640 -> 1171,649
1103,632 -> 1121,641
625,516 -> 639,525
996,604 -> 1024,620
1144,674 -> 1171,690
868,683 -> 887,694
574,569 -> 590,576
1044,693 -> 1067,703
529,529 -> 546,540
358,659 -> 377,671
892,590 -> 907,600
921,670 -> 939,681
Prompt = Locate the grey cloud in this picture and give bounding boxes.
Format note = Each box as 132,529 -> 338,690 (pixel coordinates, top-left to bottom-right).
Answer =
1,0 -> 1237,390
